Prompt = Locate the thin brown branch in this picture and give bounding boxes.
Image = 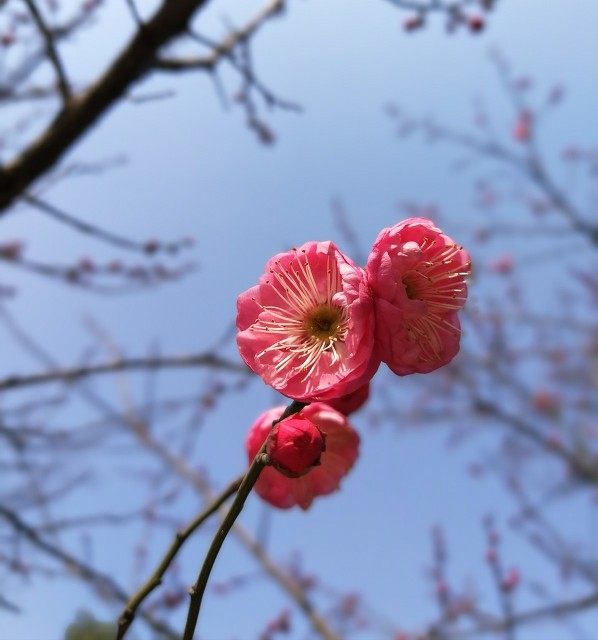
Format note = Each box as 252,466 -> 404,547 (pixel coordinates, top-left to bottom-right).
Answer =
117,475 -> 243,640
156,0 -> 284,72
0,504 -> 178,639
0,353 -> 249,392
23,0 -> 71,103
21,193 -> 188,255
445,591 -> 598,639
0,0 -> 213,213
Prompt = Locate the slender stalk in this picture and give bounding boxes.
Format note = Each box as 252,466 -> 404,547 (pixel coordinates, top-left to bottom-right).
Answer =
182,400 -> 306,640
117,475 -> 243,639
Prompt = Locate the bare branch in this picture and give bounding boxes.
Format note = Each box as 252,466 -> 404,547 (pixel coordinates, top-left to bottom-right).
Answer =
22,0 -> 71,103
117,475 -> 243,639
156,0 -> 285,73
0,0 -> 214,213
0,353 -> 249,393
21,194 -> 190,255
0,503 -> 178,639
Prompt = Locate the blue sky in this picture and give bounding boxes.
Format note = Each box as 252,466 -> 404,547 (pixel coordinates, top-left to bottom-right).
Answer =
1,0 -> 598,638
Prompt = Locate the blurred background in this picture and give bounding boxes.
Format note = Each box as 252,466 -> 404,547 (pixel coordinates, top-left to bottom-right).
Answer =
1,0 -> 597,638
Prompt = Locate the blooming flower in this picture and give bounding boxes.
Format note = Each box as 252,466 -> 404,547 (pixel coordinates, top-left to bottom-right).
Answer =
265,414 -> 325,477
366,218 -> 471,375
237,241 -> 378,402
246,404 -> 360,510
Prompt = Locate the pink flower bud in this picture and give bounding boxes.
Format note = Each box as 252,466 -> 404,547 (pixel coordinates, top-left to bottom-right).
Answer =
532,389 -> 560,415
512,111 -> 533,142
144,239 -> 160,254
404,15 -> 424,31
485,548 -> 497,564
488,254 -> 514,274
246,404 -> 360,510
501,568 -> 520,592
0,242 -> 23,260
468,15 -> 485,32
266,415 -> 325,478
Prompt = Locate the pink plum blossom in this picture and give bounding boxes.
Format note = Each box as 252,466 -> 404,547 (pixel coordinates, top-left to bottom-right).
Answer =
512,111 -> 533,142
237,241 -> 379,402
366,218 -> 471,375
246,404 -> 360,510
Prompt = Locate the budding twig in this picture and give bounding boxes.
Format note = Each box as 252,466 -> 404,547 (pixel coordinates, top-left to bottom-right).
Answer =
117,475 -> 244,640
181,400 -> 307,640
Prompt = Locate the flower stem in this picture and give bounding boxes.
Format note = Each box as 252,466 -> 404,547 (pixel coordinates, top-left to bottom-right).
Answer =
181,400 -> 307,640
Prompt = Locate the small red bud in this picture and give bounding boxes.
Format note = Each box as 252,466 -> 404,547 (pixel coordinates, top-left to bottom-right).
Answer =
107,260 -> 123,272
266,415 -> 325,477
0,242 -> 23,260
144,239 -> 160,254
485,548 -> 497,564
79,257 -> 95,272
533,390 -> 560,415
436,580 -> 449,597
501,568 -> 520,592
468,15 -> 485,32
1,32 -> 15,47
404,15 -> 424,31
513,111 -> 533,142
488,254 -> 514,274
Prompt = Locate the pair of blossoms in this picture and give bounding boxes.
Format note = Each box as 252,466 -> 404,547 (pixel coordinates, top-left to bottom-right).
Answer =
237,218 -> 471,509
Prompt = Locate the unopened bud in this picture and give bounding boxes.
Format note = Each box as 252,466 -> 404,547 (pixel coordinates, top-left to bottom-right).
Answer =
266,415 -> 325,477
468,15 -> 485,32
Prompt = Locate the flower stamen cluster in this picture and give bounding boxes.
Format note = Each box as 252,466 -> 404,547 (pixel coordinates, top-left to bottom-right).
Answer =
239,218 -> 471,510
367,218 -> 471,375
238,218 -> 470,401
237,241 -> 376,402
249,251 -> 350,381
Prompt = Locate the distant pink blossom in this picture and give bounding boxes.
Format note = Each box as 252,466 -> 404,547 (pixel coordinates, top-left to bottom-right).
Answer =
488,254 -> 514,274
237,241 -> 379,402
366,218 -> 471,375
532,389 -> 560,415
467,15 -> 485,32
501,567 -> 520,592
246,404 -> 360,510
512,111 -> 533,142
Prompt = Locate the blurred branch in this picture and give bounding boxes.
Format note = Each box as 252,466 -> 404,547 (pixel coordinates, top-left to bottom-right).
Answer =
156,0 -> 285,74
0,352 -> 249,392
472,396 -> 598,484
117,474 -> 243,639
448,591 -> 598,639
0,0 -> 213,213
22,0 -> 71,103
388,97 -> 598,244
21,194 -> 190,255
0,503 -> 178,639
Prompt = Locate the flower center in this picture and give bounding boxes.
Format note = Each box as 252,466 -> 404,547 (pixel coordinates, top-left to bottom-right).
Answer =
401,239 -> 471,363
250,250 -> 351,379
402,277 -> 420,300
304,304 -> 343,340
